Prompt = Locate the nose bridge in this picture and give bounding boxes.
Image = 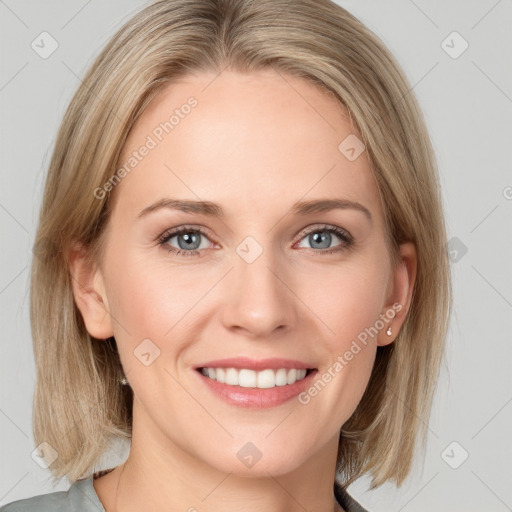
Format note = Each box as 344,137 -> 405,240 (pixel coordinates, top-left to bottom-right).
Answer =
221,236 -> 297,336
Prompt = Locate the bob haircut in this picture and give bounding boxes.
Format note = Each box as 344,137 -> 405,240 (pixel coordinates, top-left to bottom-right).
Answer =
30,0 -> 451,490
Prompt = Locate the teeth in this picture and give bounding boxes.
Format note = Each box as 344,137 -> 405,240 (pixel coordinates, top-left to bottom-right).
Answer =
200,367 -> 308,388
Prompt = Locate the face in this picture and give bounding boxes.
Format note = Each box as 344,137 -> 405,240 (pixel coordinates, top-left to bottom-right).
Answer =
72,68 -> 414,478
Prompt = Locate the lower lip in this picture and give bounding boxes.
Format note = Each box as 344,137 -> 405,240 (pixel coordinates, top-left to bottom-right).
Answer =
195,369 -> 317,409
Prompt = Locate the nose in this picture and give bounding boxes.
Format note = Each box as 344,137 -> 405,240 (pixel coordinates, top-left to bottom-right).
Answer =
220,246 -> 298,338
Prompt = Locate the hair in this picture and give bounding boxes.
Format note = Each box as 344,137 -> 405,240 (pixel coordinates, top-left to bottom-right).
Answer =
30,0 -> 451,489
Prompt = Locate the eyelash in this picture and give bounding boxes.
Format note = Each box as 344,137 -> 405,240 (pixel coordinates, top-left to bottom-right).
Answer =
157,224 -> 354,258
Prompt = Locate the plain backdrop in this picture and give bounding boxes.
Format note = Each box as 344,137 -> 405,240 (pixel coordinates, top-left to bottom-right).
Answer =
1,1 -> 511,511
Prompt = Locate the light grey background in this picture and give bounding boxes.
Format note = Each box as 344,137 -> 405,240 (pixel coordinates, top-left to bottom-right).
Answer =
1,1 -> 511,511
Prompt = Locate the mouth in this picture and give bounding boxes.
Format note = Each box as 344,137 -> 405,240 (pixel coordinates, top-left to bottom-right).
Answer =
196,367 -> 315,388
193,357 -> 318,408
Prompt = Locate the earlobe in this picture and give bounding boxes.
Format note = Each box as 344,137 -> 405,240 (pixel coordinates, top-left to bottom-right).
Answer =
377,242 -> 417,347
66,242 -> 114,339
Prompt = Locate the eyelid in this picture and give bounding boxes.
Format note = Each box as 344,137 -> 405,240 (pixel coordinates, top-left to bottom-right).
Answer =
295,223 -> 352,240
156,224 -> 219,246
157,223 -> 354,256
292,223 -> 353,251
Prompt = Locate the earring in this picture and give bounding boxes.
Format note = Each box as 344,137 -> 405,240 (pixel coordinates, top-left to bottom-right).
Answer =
386,325 -> 392,336
119,376 -> 129,386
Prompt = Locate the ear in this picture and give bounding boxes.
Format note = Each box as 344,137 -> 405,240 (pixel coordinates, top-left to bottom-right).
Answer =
66,242 -> 114,339
377,242 -> 417,347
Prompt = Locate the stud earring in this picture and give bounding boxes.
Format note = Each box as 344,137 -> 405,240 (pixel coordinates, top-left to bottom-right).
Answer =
386,325 -> 392,336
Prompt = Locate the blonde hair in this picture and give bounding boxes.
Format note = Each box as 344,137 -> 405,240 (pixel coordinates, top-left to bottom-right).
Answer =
31,0 -> 451,489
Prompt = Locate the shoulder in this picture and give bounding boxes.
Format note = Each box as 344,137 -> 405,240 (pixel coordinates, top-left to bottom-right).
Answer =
0,489 -> 68,512
0,477 -> 105,512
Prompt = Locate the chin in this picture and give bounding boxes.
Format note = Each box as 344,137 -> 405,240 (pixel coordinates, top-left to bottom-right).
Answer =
201,442 -> 310,478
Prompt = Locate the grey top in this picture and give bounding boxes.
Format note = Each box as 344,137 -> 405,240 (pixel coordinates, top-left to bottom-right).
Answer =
0,472 -> 368,512
0,477 -> 105,512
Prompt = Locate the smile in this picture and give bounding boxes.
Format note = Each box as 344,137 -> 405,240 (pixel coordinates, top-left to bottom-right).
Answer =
199,367 -> 310,389
193,356 -> 317,408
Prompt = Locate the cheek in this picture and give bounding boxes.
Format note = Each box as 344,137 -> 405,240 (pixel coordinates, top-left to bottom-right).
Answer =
297,258 -> 387,418
302,256 -> 389,348
103,253 -> 205,398
105,247 -> 206,336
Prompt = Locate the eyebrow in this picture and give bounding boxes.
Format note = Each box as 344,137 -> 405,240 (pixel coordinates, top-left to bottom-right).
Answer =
137,197 -> 373,223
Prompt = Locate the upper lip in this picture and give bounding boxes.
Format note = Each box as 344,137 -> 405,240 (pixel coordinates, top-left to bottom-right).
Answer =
195,357 -> 315,371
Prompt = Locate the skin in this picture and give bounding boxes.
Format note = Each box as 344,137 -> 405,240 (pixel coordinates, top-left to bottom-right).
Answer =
68,68 -> 416,512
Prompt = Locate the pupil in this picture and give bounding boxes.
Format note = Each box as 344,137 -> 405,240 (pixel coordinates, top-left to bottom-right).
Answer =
311,231 -> 330,249
179,232 -> 199,250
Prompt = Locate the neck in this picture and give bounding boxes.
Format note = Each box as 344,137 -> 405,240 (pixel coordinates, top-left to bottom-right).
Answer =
103,399 -> 344,512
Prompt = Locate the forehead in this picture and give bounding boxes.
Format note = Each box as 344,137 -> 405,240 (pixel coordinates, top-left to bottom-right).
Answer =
111,69 -> 383,222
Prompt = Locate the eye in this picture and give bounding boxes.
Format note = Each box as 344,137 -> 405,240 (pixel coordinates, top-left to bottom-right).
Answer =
294,224 -> 353,255
157,226 -> 215,257
157,223 -> 354,257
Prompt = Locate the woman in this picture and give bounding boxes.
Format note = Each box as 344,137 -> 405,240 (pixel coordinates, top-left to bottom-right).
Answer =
1,0 -> 451,511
